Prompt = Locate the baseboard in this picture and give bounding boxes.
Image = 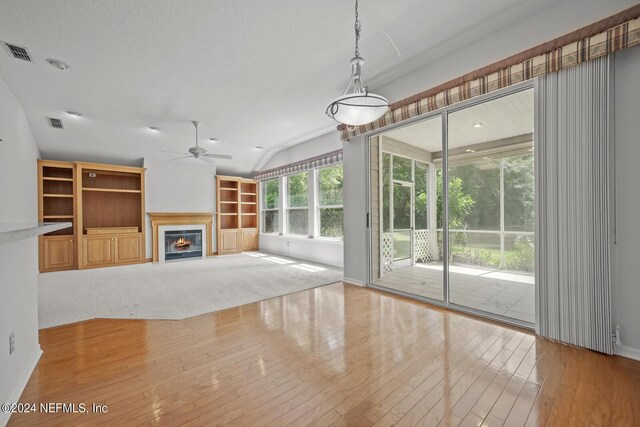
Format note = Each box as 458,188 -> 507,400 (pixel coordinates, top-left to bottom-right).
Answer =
342,277 -> 366,287
615,344 -> 640,361
0,346 -> 42,427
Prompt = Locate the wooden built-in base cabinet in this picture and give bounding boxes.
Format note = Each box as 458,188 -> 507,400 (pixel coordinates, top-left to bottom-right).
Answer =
241,229 -> 258,252
82,233 -> 144,269
219,229 -> 240,254
40,236 -> 75,271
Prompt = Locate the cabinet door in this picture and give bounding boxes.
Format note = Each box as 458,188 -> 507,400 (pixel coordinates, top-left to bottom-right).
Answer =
220,229 -> 240,254
83,236 -> 115,268
241,229 -> 258,251
115,234 -> 142,264
43,237 -> 75,271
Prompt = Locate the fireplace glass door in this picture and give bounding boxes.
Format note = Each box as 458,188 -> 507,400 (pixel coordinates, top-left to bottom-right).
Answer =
165,230 -> 203,261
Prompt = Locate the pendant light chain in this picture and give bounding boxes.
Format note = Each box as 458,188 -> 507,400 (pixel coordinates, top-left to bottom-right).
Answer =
354,0 -> 360,57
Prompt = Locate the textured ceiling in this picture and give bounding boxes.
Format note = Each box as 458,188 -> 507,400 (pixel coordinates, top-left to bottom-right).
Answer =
384,89 -> 534,152
0,0 -> 559,175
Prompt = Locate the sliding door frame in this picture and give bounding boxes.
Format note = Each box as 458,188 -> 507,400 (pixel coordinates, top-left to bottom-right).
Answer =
367,80 -> 535,330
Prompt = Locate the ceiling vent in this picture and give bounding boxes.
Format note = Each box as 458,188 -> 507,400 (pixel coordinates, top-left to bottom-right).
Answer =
47,117 -> 64,129
2,42 -> 32,62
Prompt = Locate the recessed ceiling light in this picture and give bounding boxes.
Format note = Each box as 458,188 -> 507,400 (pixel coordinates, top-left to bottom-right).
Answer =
473,123 -> 483,128
148,126 -> 160,132
66,111 -> 82,117
46,58 -> 70,70
255,146 -> 263,150
209,137 -> 219,142
465,149 -> 476,153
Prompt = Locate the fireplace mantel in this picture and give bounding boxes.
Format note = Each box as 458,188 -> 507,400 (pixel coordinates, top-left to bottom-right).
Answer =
148,212 -> 214,262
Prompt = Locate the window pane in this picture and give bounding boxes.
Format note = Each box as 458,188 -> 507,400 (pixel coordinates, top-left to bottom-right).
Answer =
448,160 -> 500,230
287,172 -> 308,208
504,154 -> 535,232
263,211 -> 279,233
262,179 -> 279,210
393,156 -> 412,182
320,207 -> 343,239
415,161 -> 428,230
319,165 -> 343,206
288,209 -> 308,235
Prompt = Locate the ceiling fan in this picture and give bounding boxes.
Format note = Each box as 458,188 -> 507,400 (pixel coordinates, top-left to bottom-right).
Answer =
162,121 -> 232,162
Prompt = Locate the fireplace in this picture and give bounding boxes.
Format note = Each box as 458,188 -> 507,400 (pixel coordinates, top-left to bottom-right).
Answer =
164,230 -> 203,261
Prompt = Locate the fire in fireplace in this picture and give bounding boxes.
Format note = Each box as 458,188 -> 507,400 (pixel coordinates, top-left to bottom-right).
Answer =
164,230 -> 203,261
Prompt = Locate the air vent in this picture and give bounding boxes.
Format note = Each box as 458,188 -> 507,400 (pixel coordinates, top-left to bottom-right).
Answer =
2,42 -> 32,62
47,117 -> 64,129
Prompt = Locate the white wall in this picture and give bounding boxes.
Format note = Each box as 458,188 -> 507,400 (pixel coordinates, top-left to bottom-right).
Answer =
259,234 -> 343,268
143,158 -> 217,256
612,46 -> 640,359
342,136 -> 369,285
0,77 -> 41,426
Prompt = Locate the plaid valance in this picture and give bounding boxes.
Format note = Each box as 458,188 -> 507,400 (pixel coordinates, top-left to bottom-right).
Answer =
339,5 -> 640,140
253,149 -> 343,181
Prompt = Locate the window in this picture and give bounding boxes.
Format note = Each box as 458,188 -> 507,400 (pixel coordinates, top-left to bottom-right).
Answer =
318,164 -> 343,239
287,172 -> 308,235
261,179 -> 279,233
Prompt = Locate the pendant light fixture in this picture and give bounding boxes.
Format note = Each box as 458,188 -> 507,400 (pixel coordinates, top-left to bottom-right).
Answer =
326,0 -> 389,127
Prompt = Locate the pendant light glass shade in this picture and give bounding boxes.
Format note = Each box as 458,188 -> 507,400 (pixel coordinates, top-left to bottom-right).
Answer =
326,1 -> 389,127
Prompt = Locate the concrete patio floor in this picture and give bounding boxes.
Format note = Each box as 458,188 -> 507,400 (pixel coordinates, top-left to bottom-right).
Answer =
372,263 -> 535,323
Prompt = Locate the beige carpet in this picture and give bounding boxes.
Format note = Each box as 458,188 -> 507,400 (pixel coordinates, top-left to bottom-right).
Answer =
38,252 -> 342,329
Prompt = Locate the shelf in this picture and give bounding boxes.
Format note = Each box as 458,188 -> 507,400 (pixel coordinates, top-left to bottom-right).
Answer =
220,201 -> 238,204
220,188 -> 238,191
43,215 -> 74,219
43,194 -> 74,198
43,177 -> 73,182
220,213 -> 238,216
82,188 -> 142,194
241,192 -> 257,196
241,202 -> 257,205
241,213 -> 257,216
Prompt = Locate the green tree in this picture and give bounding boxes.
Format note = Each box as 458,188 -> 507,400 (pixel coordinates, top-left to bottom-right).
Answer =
436,170 -> 474,229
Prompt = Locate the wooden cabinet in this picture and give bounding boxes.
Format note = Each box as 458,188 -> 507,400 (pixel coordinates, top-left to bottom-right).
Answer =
82,236 -> 115,268
38,160 -> 76,272
76,162 -> 146,269
41,236 -> 75,271
241,229 -> 258,251
115,234 -> 143,263
38,159 -> 146,272
216,176 -> 259,255
81,233 -> 143,268
220,229 -> 240,254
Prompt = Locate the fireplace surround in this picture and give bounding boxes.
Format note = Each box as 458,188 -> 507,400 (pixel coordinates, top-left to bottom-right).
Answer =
148,212 -> 214,262
159,225 -> 206,263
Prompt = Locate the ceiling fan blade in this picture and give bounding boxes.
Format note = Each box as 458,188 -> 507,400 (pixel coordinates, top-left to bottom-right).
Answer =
200,156 -> 215,164
203,154 -> 232,160
162,150 -> 189,155
171,155 -> 193,160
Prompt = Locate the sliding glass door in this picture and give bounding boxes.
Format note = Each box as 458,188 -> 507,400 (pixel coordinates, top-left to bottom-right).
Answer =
370,85 -> 535,326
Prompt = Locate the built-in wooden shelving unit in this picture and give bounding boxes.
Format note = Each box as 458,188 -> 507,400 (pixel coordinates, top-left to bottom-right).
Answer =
37,160 -> 146,272
216,176 -> 259,254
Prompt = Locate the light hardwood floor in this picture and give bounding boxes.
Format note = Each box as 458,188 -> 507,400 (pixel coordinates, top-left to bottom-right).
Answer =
8,283 -> 640,426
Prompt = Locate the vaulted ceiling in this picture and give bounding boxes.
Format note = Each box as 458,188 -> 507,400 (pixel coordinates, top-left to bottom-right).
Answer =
0,0 -> 561,175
